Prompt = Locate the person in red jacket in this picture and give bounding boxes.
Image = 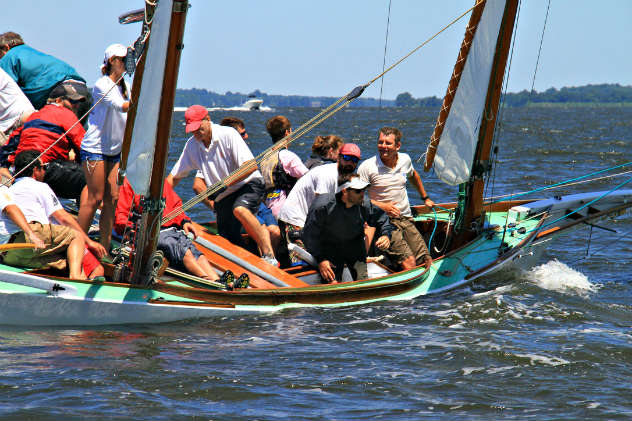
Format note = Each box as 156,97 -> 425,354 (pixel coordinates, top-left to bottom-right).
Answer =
12,81 -> 87,206
114,178 -> 220,282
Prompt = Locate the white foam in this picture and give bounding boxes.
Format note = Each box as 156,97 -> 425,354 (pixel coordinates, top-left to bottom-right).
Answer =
527,259 -> 596,294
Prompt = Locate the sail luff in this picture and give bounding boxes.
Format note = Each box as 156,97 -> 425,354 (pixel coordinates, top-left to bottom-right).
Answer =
424,0 -> 486,172
119,40 -> 149,183
129,0 -> 188,285
464,0 -> 518,222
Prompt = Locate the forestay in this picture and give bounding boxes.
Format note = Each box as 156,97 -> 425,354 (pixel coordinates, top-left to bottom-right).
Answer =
126,0 -> 172,196
432,0 -> 506,186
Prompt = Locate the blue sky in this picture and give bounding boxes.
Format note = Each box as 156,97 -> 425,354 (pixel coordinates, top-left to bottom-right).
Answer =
3,1 -> 631,99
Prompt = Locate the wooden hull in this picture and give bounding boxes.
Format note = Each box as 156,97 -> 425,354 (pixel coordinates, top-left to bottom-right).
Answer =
0,210 -> 542,326
1,189 -> 629,326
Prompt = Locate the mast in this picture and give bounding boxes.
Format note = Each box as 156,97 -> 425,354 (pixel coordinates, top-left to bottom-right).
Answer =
456,0 -> 518,246
123,0 -> 189,285
424,0 -> 518,247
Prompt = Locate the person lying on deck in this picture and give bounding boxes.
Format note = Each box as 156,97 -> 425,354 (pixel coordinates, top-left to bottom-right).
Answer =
0,150 -> 105,279
302,175 -> 393,283
114,177 -> 222,283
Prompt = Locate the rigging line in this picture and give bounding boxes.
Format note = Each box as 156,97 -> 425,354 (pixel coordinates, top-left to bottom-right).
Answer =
165,96 -> 354,223
368,2 -> 478,85
486,161 -> 632,204
520,174 -> 632,235
568,227 -> 632,264
527,0 -> 551,104
488,169 -> 632,203
165,3 -> 480,223
2,49 -> 143,187
378,0 -> 393,109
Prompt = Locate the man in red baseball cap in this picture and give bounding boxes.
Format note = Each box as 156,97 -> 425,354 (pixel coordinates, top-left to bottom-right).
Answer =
166,105 -> 278,266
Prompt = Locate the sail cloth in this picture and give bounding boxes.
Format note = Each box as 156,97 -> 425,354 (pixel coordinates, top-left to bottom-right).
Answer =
126,0 -> 173,196
432,0 -> 506,186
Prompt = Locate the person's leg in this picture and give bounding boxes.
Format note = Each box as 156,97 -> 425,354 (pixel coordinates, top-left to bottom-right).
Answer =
400,217 -> 432,267
386,221 -> 416,270
233,206 -> 273,256
182,249 -> 207,278
267,224 -> 281,255
67,236 -> 86,279
78,158 -> 106,233
98,160 -> 120,250
196,255 -> 219,280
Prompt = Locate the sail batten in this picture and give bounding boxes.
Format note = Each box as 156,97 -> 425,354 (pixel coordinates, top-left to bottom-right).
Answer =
426,0 -> 507,186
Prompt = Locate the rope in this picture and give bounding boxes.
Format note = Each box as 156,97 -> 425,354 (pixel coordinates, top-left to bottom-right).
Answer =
527,0 -> 551,103
162,4 -> 479,225
378,0 -> 393,109
568,227 -> 632,264
487,162 -> 632,205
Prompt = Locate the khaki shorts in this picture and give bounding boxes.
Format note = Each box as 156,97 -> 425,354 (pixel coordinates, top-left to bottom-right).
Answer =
386,216 -> 430,266
3,222 -> 77,270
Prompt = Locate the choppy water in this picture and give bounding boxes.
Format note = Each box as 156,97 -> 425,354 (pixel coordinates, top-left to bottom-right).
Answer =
1,106 -> 631,420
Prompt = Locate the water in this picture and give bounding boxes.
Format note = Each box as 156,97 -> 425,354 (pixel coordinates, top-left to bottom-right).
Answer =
1,106 -> 631,420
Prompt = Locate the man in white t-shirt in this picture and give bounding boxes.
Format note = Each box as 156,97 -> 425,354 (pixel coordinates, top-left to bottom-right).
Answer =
0,185 -> 44,247
277,143 -> 361,265
0,67 -> 34,146
358,127 -> 433,270
1,150 -> 106,278
166,105 -> 277,265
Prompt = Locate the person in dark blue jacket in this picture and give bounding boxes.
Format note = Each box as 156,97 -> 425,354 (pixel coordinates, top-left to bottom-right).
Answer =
303,175 -> 393,283
0,32 -> 87,110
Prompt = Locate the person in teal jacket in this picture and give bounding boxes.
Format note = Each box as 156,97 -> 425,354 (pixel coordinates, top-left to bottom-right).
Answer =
0,32 -> 87,110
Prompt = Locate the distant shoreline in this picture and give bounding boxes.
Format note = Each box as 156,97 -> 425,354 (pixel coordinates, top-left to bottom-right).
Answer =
174,83 -> 632,109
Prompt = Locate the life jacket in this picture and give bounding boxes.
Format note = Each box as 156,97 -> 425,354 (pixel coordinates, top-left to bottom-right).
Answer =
260,150 -> 298,194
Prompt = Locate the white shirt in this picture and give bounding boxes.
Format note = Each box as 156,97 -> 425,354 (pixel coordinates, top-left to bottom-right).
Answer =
82,75 -> 129,155
0,67 -> 34,134
358,152 -> 415,217
0,186 -> 19,243
278,163 -> 338,227
9,177 -> 63,225
170,123 -> 262,202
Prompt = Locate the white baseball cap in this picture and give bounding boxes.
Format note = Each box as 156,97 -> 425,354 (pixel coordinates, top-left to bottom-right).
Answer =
336,177 -> 370,193
103,43 -> 127,64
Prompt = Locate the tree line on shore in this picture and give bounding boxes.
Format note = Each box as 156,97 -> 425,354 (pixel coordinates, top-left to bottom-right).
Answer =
395,83 -> 632,107
173,84 -> 632,108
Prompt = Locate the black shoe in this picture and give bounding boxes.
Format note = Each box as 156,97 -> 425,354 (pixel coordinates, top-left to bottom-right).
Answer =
218,270 -> 235,289
234,273 -> 250,289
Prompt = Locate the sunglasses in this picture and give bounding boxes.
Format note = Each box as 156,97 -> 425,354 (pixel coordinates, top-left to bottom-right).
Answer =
239,130 -> 247,138
350,187 -> 365,194
340,154 -> 359,164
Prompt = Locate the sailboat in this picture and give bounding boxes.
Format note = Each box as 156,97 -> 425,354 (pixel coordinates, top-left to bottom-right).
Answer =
0,0 -> 629,326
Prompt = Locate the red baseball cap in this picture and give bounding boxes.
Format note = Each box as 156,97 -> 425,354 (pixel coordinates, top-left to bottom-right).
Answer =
185,105 -> 209,133
339,143 -> 361,159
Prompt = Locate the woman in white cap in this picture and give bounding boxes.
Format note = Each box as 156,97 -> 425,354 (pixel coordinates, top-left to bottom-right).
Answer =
77,43 -> 130,252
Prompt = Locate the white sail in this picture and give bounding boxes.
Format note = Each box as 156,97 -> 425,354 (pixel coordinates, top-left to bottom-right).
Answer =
126,0 -> 173,196
433,0 -> 506,186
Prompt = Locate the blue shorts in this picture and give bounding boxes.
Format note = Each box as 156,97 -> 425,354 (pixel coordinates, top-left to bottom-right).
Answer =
256,203 -> 278,226
80,149 -> 121,163
157,228 -> 202,270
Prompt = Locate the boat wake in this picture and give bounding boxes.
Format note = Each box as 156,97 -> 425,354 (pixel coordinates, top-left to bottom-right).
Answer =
525,259 -> 596,294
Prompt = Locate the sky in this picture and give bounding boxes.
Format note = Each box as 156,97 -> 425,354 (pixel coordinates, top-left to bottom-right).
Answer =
3,0 -> 631,100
